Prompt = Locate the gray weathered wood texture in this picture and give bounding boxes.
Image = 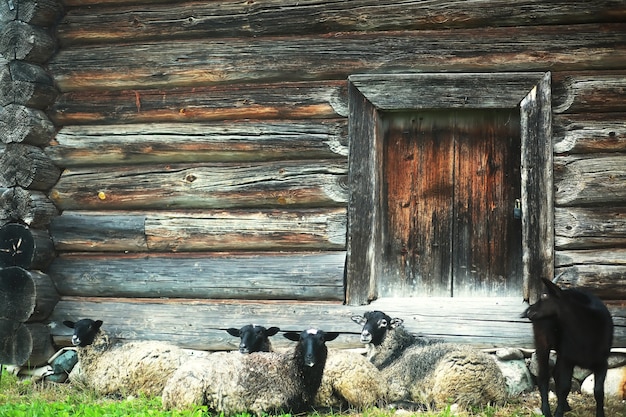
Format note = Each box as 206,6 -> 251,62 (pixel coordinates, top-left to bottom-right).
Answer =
18,0 -> 626,349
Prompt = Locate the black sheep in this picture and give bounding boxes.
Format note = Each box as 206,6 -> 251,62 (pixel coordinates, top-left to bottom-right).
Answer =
226,324 -> 280,353
522,277 -> 614,417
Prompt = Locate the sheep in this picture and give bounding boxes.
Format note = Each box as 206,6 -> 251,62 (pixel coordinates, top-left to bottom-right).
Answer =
162,328 -> 339,415
352,310 -> 507,409
226,324 -> 383,409
226,324 -> 280,353
521,277 -> 614,417
315,348 -> 385,410
63,318 -> 192,397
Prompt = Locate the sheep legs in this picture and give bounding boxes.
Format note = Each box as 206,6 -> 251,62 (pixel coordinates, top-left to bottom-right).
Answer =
553,359 -> 574,417
592,365 -> 607,417
536,348 -> 553,417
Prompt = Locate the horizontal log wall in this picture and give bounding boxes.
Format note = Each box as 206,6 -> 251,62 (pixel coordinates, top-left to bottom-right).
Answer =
42,0 -> 626,349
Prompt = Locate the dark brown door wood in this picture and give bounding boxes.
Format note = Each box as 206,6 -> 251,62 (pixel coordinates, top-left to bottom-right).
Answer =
380,109 -> 522,297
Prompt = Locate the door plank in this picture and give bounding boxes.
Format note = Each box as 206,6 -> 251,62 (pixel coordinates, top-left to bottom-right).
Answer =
382,111 -> 454,296
453,110 -> 522,296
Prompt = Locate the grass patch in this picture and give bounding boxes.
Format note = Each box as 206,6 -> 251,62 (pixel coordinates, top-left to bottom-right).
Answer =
1,368 -> 625,416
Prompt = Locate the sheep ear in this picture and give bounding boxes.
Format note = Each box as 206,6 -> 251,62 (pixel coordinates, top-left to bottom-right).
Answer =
351,315 -> 366,325
283,332 -> 301,341
226,328 -> 241,337
390,318 -> 404,328
266,327 -> 280,336
542,277 -> 562,297
323,332 -> 340,342
63,320 -> 75,329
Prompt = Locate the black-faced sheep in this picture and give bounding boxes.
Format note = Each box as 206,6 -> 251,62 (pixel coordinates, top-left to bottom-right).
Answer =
226,324 -> 280,353
226,324 -> 383,409
162,328 -> 339,415
63,318 -> 191,397
522,277 -> 614,417
352,310 -> 507,409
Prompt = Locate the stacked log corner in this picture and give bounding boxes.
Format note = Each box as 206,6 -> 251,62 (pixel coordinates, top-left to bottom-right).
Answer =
0,0 -> 63,368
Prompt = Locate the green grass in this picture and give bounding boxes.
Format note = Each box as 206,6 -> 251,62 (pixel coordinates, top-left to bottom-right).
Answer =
1,368 -> 625,416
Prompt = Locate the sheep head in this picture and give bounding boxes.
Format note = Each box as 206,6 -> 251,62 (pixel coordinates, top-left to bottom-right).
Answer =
63,318 -> 103,347
226,324 -> 280,353
351,311 -> 403,346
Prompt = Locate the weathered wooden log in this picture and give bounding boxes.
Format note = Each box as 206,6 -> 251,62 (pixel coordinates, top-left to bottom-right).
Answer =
0,266 -> 35,321
47,73 -> 626,127
23,322 -> 57,367
554,154 -> 626,206
0,0 -> 64,26
0,143 -> 61,190
48,23 -> 626,92
0,21 -> 56,63
0,104 -> 56,146
553,73 -> 626,114
0,319 -> 57,366
54,0 -> 626,46
50,212 -> 147,252
555,207 -> 626,249
0,318 -> 32,365
0,61 -> 58,108
50,209 -> 346,252
49,160 -> 347,211
146,209 -> 346,251
45,120 -> 348,167
0,266 -> 58,322
49,251 -> 345,301
27,269 -> 59,322
553,114 -> 626,154
0,187 -> 58,228
48,81 -> 347,125
48,296 -> 539,350
0,222 -> 55,269
555,249 -> 626,300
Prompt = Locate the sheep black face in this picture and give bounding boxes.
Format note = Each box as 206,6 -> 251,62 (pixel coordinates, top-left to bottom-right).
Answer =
284,329 -> 339,368
63,318 -> 103,347
522,277 -> 613,417
226,324 -> 280,353
351,311 -> 403,346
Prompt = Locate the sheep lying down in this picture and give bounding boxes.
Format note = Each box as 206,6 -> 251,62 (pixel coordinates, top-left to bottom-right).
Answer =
163,329 -> 339,415
382,342 -> 507,407
353,311 -> 507,409
316,349 -> 385,409
64,319 -> 192,397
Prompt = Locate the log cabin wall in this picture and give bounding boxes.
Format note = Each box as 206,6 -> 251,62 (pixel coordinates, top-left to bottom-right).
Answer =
0,0 -> 63,366
29,0 -> 626,350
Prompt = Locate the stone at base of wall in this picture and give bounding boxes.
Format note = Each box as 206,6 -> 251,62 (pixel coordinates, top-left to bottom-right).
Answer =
581,367 -> 626,399
492,349 -> 626,399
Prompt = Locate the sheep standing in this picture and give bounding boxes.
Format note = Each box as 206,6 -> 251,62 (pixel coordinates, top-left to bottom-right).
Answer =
522,277 -> 613,417
226,324 -> 280,353
162,329 -> 338,415
352,311 -> 507,409
64,319 -> 191,397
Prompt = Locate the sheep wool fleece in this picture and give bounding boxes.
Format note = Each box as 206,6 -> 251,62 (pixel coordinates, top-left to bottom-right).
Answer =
71,331 -> 191,397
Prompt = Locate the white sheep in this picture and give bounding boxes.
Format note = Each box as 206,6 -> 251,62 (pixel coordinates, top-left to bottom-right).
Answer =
315,348 -> 385,409
162,329 -> 338,415
64,319 -> 192,397
352,311 -> 507,409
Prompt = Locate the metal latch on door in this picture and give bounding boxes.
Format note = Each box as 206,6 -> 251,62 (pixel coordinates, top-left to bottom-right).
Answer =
514,198 -> 522,219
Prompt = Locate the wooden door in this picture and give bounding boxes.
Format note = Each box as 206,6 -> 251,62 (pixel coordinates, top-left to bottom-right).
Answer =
380,109 -> 522,297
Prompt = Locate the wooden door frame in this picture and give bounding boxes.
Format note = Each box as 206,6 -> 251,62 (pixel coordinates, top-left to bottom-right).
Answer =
346,72 -> 553,306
